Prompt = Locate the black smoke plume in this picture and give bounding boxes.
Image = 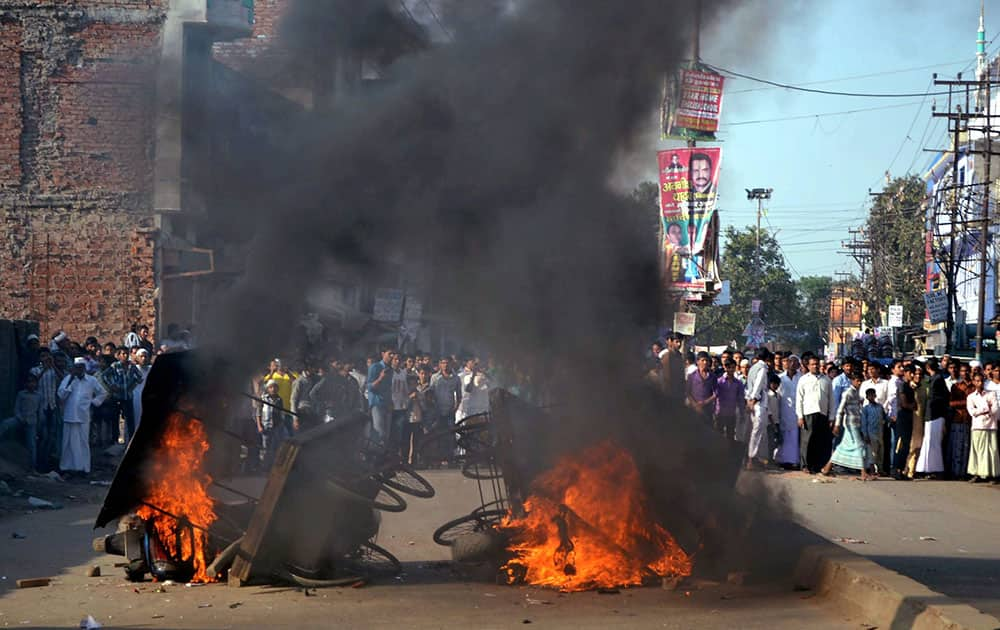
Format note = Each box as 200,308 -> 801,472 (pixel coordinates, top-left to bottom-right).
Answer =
190,0 -> 790,575
199,0 -> 729,375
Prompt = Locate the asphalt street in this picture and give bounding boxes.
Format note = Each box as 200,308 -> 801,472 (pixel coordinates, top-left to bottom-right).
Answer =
0,470 -> 865,629
766,469 -> 1000,619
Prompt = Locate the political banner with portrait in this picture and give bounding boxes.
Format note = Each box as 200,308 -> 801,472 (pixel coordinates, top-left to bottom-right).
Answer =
658,147 -> 722,299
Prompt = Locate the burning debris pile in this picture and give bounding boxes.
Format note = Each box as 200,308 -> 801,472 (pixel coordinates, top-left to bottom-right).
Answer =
500,441 -> 692,591
92,352 -> 436,587
134,413 -> 218,583
427,391 -> 707,593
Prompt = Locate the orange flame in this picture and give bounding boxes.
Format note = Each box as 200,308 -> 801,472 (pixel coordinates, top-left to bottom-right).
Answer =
500,441 -> 691,591
135,413 -> 217,582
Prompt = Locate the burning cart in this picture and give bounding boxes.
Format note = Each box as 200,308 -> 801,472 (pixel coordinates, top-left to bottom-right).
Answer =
92,351 -> 436,586
425,389 -> 695,592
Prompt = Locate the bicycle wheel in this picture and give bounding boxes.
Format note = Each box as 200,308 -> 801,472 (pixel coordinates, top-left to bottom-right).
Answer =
418,414 -> 494,457
432,508 -> 508,547
340,540 -> 403,577
380,464 -> 435,499
324,477 -> 408,513
279,541 -> 401,585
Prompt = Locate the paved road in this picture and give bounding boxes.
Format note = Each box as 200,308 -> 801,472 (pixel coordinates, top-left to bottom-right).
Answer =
0,470 -> 863,629
766,469 -> 1000,619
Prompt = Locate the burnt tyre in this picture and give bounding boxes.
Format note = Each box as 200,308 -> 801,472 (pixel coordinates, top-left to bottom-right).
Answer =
433,508 -> 507,547
450,530 -> 507,563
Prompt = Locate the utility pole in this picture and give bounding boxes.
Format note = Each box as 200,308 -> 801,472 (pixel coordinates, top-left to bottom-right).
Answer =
975,63 -> 993,361
931,67 -> 1000,358
932,72 -> 972,353
840,228 -> 872,325
867,188 -> 888,327
746,188 -> 773,271
691,1 -> 700,64
834,271 -> 853,356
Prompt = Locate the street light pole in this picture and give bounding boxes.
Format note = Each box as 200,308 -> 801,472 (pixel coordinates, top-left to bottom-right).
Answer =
746,188 -> 773,272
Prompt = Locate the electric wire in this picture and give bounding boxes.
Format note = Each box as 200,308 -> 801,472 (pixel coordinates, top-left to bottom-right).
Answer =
706,63 -> 978,98
725,61 -> 968,95
720,100 -> 925,127
883,79 -> 935,176
419,0 -> 453,41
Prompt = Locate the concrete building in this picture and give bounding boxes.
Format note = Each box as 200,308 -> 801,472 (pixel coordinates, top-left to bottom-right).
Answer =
922,9 -> 1000,355
827,285 -> 863,357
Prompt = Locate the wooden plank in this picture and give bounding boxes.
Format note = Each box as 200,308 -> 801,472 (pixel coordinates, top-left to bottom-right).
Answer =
228,440 -> 300,586
16,577 -> 51,588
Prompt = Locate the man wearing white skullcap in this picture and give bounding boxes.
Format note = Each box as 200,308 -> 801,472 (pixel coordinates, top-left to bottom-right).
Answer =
57,356 -> 108,474
49,331 -> 69,353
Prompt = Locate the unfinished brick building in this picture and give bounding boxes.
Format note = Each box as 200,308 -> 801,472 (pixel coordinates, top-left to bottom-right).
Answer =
0,0 -> 288,345
0,0 -> 457,358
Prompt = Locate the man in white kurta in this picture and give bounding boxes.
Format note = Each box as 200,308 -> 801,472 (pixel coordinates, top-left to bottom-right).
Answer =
744,348 -> 772,468
131,348 -> 152,438
58,357 -> 108,474
776,355 -> 801,466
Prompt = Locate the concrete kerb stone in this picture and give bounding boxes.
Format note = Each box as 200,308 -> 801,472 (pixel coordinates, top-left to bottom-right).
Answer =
794,543 -> 1000,630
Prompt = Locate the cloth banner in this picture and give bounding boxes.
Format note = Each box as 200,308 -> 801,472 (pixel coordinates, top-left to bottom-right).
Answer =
661,65 -> 726,141
658,147 -> 722,299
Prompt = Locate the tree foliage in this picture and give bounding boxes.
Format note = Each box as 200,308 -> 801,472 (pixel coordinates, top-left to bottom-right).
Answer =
797,275 -> 833,350
864,175 -> 926,327
694,226 -> 799,346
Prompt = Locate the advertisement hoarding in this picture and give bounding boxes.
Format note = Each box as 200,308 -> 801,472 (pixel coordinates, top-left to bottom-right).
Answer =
658,147 -> 723,300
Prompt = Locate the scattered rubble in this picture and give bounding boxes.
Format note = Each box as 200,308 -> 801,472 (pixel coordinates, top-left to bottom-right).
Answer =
726,571 -> 747,586
27,496 -> 62,509
79,615 -> 102,629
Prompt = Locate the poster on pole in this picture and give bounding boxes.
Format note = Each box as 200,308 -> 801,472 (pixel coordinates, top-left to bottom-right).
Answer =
661,65 -> 726,141
743,317 -> 766,349
658,147 -> 722,300
924,290 -> 948,325
673,312 -> 696,336
887,305 -> 903,328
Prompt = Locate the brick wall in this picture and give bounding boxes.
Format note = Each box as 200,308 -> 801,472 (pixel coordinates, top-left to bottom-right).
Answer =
212,0 -> 289,80
46,22 -> 159,194
1,206 -> 157,341
0,20 -> 22,187
0,1 -> 165,343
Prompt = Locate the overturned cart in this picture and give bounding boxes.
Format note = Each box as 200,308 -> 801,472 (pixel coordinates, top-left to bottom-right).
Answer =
92,351 -> 435,586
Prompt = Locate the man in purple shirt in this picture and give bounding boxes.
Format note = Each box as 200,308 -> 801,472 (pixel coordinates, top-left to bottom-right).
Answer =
714,359 -> 745,440
687,352 -> 717,426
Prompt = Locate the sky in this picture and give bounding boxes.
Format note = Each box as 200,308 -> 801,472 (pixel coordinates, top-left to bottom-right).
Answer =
652,0 -> 994,280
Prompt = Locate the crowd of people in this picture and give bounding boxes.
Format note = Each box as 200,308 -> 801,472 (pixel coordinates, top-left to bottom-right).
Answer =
246,348 -> 527,471
13,321 -> 997,487
3,320 -> 538,478
650,334 -> 1000,484
3,324 -> 176,477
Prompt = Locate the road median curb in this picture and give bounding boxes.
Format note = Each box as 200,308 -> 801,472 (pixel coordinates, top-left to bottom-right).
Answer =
794,543 -> 1000,630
